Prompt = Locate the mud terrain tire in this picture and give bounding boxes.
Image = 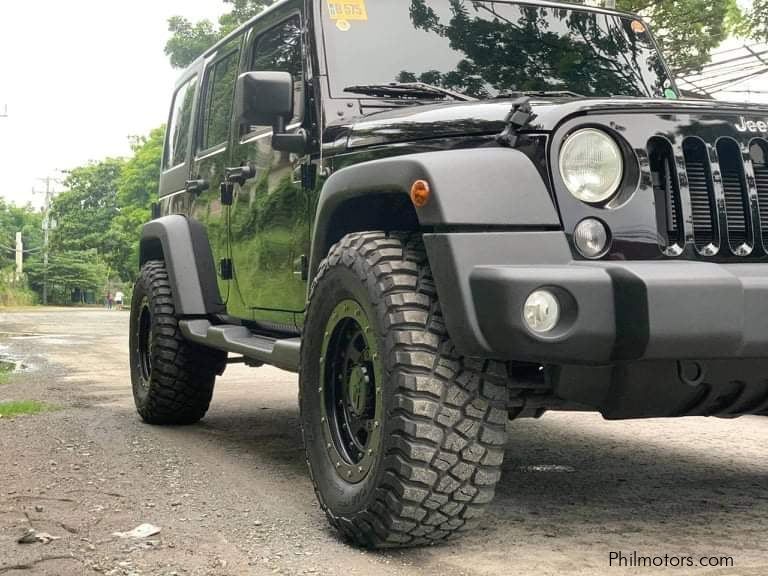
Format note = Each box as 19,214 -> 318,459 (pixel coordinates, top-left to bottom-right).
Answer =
130,260 -> 225,425
300,232 -> 508,548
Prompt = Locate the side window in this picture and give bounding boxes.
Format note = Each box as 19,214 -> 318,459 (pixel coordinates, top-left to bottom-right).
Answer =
250,16 -> 303,129
164,75 -> 197,169
200,42 -> 241,151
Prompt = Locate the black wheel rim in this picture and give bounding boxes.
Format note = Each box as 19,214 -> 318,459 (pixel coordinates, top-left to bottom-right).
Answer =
320,300 -> 383,484
137,297 -> 153,387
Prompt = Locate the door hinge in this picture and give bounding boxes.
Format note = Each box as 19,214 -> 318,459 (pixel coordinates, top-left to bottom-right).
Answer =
300,164 -> 317,190
220,258 -> 233,280
293,254 -> 308,281
220,181 -> 234,206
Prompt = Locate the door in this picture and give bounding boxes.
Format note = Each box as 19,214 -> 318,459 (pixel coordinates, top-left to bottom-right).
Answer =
158,65 -> 200,216
228,13 -> 308,329
189,36 -> 244,314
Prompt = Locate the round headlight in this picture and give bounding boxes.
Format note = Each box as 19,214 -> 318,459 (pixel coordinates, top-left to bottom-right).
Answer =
559,128 -> 624,204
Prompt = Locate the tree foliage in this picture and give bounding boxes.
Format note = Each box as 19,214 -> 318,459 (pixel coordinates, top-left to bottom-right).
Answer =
165,0 -> 276,69
51,160 -> 124,260
0,201 -> 42,268
112,127 -> 165,280
165,0 -> 742,74
745,0 -> 768,42
402,1 -> 672,98
25,251 -> 107,304
24,126 -> 165,304
558,1 -> 744,74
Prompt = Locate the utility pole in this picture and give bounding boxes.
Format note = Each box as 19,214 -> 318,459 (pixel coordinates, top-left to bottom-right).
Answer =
15,232 -> 22,282
33,174 -> 63,305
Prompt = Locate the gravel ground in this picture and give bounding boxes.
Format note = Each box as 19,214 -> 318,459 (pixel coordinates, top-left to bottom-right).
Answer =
0,308 -> 766,576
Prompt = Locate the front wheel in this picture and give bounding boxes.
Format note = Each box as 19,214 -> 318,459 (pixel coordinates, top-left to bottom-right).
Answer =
129,260 -> 226,425
299,232 -> 508,548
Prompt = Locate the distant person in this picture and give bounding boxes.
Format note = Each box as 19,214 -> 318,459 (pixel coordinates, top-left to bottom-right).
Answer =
115,290 -> 124,311
106,291 -> 113,311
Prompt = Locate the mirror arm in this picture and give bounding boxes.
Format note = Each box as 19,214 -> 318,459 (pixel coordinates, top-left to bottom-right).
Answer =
273,116 -> 287,134
272,128 -> 308,155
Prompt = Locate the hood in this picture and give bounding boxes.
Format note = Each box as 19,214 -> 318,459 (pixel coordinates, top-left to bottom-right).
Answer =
335,97 -> 768,149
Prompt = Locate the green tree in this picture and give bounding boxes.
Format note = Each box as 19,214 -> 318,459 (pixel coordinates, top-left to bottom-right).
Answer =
745,0 -> 768,42
49,158 -> 127,292
0,201 -> 43,270
165,17 -> 220,69
51,159 -> 124,259
603,0 -> 744,73
165,0 -> 276,68
111,126 -> 165,280
25,250 -> 107,305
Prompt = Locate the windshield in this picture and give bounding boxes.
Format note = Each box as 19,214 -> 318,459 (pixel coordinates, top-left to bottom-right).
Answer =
322,0 -> 674,99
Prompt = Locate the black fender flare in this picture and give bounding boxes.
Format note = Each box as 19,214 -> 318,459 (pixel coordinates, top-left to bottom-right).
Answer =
308,147 -> 561,279
139,215 -> 225,316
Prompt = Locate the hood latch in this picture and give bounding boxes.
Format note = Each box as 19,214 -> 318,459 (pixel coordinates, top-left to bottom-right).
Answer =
496,97 -> 537,147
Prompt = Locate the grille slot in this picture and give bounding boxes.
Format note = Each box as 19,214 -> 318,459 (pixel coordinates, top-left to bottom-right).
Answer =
683,138 -> 718,251
648,137 -> 682,248
717,139 -> 750,250
751,139 -> 768,249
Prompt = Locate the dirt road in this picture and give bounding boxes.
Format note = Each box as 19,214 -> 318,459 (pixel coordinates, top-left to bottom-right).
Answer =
0,308 -> 766,575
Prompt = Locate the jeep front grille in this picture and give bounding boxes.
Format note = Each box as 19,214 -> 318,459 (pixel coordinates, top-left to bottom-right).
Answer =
650,135 -> 760,256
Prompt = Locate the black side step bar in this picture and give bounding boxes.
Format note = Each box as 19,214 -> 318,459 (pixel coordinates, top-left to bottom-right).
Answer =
179,319 -> 300,373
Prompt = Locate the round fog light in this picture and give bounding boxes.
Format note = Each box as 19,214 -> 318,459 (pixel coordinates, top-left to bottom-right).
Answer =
574,218 -> 610,259
523,290 -> 560,334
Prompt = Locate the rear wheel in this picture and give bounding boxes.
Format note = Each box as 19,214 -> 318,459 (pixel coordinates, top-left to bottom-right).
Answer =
300,232 -> 508,548
129,260 -> 226,425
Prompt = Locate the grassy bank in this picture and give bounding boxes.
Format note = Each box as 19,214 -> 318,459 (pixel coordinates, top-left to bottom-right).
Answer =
0,285 -> 37,307
0,400 -> 52,418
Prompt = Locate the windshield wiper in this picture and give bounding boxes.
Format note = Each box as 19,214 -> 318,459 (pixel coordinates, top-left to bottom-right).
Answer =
497,90 -> 585,99
344,82 -> 477,102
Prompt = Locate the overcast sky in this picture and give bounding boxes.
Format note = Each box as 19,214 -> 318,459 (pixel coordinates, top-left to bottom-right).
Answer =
0,0 -> 223,207
0,1 -> 767,208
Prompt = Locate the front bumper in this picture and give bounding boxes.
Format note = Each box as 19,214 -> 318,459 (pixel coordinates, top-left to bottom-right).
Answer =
424,231 -> 768,364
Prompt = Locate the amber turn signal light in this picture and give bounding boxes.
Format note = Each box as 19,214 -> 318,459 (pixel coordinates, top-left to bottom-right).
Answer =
410,180 -> 431,208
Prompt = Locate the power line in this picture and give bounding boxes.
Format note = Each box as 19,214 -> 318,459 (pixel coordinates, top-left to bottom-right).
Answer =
677,42 -> 768,97
0,243 -> 42,253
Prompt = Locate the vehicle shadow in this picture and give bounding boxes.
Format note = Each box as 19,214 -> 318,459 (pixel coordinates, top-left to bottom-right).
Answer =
194,404 -> 768,546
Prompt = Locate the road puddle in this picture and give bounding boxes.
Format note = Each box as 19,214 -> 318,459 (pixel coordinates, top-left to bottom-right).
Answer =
0,356 -> 28,374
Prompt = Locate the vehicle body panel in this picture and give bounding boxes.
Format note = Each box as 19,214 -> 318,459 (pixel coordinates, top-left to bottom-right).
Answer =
228,3 -> 310,329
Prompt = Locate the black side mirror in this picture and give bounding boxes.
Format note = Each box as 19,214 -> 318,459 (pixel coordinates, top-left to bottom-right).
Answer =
234,71 -> 307,154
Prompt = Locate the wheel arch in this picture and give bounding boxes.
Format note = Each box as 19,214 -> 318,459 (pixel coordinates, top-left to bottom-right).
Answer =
139,215 -> 225,316
308,147 -> 561,280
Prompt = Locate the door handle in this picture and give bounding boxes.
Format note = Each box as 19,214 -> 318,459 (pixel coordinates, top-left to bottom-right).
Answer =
185,179 -> 209,195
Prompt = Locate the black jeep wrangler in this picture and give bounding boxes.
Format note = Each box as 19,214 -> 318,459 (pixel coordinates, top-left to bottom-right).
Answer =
130,0 -> 768,548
